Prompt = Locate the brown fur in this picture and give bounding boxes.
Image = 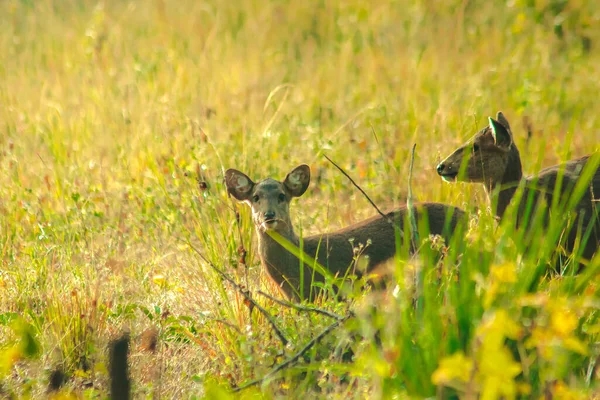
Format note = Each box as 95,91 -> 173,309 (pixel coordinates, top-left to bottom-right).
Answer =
437,112 -> 600,263
226,165 -> 466,301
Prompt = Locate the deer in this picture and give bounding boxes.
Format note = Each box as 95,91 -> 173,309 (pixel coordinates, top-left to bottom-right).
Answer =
225,164 -> 466,301
436,111 -> 599,265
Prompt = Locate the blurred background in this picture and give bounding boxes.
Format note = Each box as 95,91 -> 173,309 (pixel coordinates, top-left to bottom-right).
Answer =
0,0 -> 599,397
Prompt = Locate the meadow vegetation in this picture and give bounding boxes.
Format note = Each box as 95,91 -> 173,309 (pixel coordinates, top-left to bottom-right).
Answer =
0,0 -> 599,398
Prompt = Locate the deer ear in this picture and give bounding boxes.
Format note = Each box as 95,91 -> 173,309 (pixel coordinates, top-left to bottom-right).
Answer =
284,165 -> 310,197
489,117 -> 513,150
496,111 -> 511,130
225,169 -> 255,201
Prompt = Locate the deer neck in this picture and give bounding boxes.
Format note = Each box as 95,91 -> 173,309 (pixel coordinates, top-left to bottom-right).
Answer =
485,146 -> 523,219
256,225 -> 303,294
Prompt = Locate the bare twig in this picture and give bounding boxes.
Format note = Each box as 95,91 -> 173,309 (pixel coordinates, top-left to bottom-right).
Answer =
257,290 -> 349,321
211,318 -> 243,334
184,239 -> 289,347
407,143 -> 423,318
407,143 -> 419,247
232,314 -> 352,392
323,154 -> 387,221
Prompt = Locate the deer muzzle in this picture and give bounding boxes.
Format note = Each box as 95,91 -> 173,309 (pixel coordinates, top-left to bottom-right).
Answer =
437,162 -> 458,182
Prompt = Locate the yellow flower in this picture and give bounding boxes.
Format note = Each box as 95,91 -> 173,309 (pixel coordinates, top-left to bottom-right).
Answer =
432,352 -> 474,385
73,369 -> 90,378
484,264 -> 518,309
0,347 -> 21,377
153,274 -> 167,287
552,381 -> 588,400
491,263 -> 517,283
550,307 -> 578,337
526,321 -> 588,359
511,12 -> 527,34
525,326 -> 551,347
484,281 -> 501,310
477,310 -> 523,349
478,347 -> 521,400
49,392 -> 79,400
475,309 -> 523,400
516,383 -> 531,395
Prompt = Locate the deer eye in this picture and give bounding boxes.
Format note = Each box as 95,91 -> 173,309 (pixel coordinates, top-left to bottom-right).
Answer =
252,195 -> 260,203
278,193 -> 286,202
472,143 -> 480,153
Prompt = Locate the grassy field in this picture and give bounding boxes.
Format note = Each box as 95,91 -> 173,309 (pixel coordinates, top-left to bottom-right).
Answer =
1,0 -> 599,398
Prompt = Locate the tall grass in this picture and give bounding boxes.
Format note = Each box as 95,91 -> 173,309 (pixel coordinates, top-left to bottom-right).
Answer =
0,0 -> 599,398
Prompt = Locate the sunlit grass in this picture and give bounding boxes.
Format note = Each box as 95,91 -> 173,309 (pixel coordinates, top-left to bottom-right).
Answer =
0,0 -> 599,398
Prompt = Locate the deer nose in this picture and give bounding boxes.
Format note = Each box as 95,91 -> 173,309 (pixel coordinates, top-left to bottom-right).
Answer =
264,211 -> 276,220
436,163 -> 445,175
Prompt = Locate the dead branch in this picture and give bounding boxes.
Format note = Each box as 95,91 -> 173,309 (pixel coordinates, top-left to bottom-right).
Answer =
232,314 -> 352,392
407,143 -> 423,317
407,143 -> 419,247
323,154 -> 387,221
185,239 -> 289,347
211,318 -> 243,334
257,290 -> 350,321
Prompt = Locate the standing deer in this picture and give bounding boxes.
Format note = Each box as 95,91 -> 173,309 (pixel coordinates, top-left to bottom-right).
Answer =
436,111 -> 599,264
225,165 -> 466,301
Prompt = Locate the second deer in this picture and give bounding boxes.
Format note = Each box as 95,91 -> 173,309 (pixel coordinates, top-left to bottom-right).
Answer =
437,112 -> 599,264
226,165 -> 467,301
